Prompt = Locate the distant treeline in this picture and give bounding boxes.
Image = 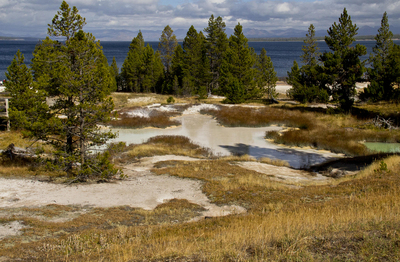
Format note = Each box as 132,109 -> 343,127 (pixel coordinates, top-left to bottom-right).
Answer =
0,36 -> 42,41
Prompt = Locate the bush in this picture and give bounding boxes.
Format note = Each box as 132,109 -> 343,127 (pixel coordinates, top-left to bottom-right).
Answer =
167,96 -> 175,104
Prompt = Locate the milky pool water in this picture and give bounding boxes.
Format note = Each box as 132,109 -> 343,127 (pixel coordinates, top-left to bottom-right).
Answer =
110,112 -> 341,169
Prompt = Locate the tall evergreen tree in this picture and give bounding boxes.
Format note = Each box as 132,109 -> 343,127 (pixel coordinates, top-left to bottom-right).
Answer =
220,23 -> 256,103
121,32 -> 163,93
47,0 -> 86,41
110,56 -> 119,91
129,30 -> 145,51
5,50 -> 48,130
158,25 -> 178,73
121,31 -> 145,92
204,15 -> 228,93
256,48 -> 278,100
321,8 -> 367,111
168,44 -> 185,95
362,12 -> 396,101
301,24 -> 320,67
287,24 -> 328,103
182,26 -> 211,98
196,31 -> 212,99
31,2 -> 119,180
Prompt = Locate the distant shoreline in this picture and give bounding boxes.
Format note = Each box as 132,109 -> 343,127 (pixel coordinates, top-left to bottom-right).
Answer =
3,34 -> 400,43
0,37 -> 42,41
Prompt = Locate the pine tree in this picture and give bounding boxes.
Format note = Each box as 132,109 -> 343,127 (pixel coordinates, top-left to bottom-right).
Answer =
121,32 -> 163,93
224,77 -> 246,104
152,51 -> 165,93
170,44 -> 185,95
5,50 -> 48,130
256,48 -> 278,100
220,23 -> 256,102
287,24 -> 328,103
129,30 -> 145,51
301,24 -> 320,67
197,31 -> 212,99
47,0 -> 86,41
362,12 -> 395,101
32,2 -> 119,180
321,8 -> 367,111
287,61 -> 301,88
158,25 -> 178,73
182,26 -> 211,97
121,31 -> 145,92
110,56 -> 119,91
204,15 -> 228,93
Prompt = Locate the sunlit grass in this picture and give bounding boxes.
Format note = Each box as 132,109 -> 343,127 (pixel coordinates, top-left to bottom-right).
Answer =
127,135 -> 213,159
2,156 -> 398,261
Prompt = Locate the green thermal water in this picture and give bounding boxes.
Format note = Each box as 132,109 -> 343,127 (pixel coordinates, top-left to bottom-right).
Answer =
364,142 -> 400,153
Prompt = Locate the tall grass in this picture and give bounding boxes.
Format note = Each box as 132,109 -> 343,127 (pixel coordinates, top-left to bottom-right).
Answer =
201,105 -> 315,128
6,156 -> 399,261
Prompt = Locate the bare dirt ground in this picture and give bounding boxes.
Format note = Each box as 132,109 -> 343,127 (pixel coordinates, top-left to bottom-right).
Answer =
0,156 -> 244,213
236,161 -> 330,185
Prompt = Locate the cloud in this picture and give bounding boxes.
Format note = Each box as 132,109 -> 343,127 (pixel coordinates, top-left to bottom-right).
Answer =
0,0 -> 399,39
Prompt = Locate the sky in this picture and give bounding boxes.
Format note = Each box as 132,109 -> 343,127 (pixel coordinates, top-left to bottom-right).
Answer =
0,0 -> 399,39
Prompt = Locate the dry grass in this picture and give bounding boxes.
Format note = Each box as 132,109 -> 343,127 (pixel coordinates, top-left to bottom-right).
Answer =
259,157 -> 290,167
111,93 -> 172,109
2,156 -> 399,261
202,105 -> 400,156
356,102 -> 400,121
217,155 -> 290,167
201,105 -> 315,128
111,93 -> 209,109
127,135 -> 213,159
0,199 -> 205,259
109,111 -> 181,129
217,154 -> 256,162
0,131 -> 61,178
0,131 -> 41,150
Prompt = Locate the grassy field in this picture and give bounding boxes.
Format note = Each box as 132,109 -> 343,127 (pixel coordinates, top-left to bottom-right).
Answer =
1,95 -> 400,261
0,155 -> 398,261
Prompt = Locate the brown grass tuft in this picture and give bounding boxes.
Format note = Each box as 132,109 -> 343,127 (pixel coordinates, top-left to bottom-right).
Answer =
127,135 -> 213,158
108,110 -> 181,129
259,157 -> 290,167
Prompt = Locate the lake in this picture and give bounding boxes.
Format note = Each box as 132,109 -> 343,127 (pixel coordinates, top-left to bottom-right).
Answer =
1,39 -> 398,81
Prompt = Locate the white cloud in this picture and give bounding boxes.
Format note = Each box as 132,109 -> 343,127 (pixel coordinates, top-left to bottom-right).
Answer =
276,3 -> 291,13
0,0 -> 399,39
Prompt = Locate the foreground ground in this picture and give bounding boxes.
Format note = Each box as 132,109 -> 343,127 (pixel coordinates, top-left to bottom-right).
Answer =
0,92 -> 399,261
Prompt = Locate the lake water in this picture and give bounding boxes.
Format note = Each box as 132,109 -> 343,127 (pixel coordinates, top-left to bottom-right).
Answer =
111,111 -> 341,169
1,39 -> 398,81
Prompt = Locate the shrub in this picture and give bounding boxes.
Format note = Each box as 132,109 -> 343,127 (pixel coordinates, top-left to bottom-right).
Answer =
167,96 -> 175,104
